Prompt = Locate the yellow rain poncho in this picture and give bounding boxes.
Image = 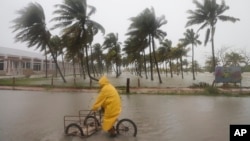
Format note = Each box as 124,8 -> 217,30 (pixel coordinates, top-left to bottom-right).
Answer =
91,76 -> 122,131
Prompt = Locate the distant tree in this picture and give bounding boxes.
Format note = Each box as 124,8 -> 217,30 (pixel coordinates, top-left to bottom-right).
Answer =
224,52 -> 245,66
205,56 -> 219,72
176,43 -> 188,79
239,49 -> 250,67
179,29 -> 201,80
92,43 -> 104,75
182,59 -> 189,73
103,33 -> 122,77
159,39 -> 174,78
216,46 -> 230,66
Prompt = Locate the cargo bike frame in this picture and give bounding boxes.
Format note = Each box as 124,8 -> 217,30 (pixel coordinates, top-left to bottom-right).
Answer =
64,110 -> 137,137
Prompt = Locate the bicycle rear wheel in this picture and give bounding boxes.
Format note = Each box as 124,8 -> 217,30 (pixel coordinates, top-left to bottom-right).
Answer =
116,118 -> 137,137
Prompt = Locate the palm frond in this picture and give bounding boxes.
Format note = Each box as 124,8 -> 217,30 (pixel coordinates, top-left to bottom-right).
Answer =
218,15 -> 240,22
12,2 -> 49,49
204,28 -> 210,46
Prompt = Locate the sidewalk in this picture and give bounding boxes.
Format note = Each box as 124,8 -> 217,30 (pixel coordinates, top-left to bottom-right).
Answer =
1,73 -> 250,95
1,85 -> 250,95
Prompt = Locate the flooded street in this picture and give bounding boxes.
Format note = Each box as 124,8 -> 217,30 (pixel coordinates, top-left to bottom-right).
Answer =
1,90 -> 250,141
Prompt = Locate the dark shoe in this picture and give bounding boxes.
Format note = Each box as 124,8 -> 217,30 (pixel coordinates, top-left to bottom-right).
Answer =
108,126 -> 117,137
109,133 -> 117,137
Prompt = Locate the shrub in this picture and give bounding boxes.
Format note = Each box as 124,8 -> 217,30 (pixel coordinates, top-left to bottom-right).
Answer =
204,86 -> 219,94
190,82 -> 210,88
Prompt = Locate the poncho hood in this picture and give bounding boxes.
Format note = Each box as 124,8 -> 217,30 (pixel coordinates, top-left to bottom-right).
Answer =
98,76 -> 109,87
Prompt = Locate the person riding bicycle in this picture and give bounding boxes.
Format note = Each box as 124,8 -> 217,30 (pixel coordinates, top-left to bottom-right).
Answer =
91,76 -> 122,136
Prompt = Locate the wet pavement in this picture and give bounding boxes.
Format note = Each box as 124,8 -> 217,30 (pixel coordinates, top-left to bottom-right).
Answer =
1,90 -> 250,141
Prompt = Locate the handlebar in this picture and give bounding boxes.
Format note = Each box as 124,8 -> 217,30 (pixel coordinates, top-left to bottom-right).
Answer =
87,109 -> 103,117
87,110 -> 94,116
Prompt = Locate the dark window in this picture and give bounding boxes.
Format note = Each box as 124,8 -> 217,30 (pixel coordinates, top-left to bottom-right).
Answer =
33,63 -> 41,71
26,62 -> 31,69
0,60 -> 4,70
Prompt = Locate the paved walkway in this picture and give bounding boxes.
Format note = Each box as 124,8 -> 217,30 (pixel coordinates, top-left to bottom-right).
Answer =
1,85 -> 250,95
1,72 -> 250,94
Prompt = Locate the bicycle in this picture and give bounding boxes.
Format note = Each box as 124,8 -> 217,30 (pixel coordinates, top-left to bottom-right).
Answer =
64,110 -> 137,137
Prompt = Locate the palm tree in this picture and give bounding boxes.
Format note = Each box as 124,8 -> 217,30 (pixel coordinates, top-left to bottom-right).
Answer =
176,43 -> 188,79
92,43 -> 104,75
51,0 -> 105,81
123,36 -> 148,78
159,39 -> 173,78
186,0 -> 239,72
127,7 -> 167,83
225,52 -> 245,66
205,56 -> 220,72
180,29 -> 201,80
103,33 -> 122,77
12,2 -> 66,82
193,60 -> 200,74
49,35 -> 61,77
62,34 -> 79,82
182,59 -> 189,73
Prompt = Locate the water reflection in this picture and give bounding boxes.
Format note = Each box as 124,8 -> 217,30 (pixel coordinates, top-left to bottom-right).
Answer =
1,90 -> 250,141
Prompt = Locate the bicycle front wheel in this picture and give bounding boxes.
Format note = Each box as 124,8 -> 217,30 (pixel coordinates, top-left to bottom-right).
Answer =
65,123 -> 84,136
116,118 -> 137,137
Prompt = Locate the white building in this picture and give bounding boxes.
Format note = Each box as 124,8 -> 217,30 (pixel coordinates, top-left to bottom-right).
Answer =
0,47 -> 76,76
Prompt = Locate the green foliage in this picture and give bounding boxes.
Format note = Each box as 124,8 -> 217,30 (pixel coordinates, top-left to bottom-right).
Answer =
242,65 -> 250,72
204,86 -> 219,94
190,82 -> 210,88
0,77 -> 46,86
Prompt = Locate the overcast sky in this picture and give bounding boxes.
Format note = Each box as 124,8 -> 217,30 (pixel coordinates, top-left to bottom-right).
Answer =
0,0 -> 249,66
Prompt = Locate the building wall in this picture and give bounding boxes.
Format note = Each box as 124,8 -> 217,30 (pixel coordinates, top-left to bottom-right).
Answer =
0,54 -> 79,77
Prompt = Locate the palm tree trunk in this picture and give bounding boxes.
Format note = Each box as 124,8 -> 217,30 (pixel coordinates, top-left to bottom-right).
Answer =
192,44 -> 195,80
44,47 -> 48,78
152,36 -> 162,83
180,56 -> 184,79
73,59 -> 76,85
211,26 -> 216,72
143,50 -> 148,79
47,44 -> 66,83
148,35 -> 154,81
165,61 -> 168,77
170,59 -> 173,78
176,58 -> 179,76
61,53 -> 65,76
116,60 -> 119,78
85,45 -> 98,81
55,52 -> 58,77
90,45 -> 96,77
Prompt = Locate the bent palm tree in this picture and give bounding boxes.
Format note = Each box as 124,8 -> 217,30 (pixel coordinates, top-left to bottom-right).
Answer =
103,33 -> 122,77
51,0 -> 105,81
186,0 -> 239,72
123,36 -> 148,78
12,2 -> 66,82
127,7 -> 167,83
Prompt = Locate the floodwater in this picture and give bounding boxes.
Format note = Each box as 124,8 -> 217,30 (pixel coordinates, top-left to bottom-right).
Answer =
1,90 -> 250,141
